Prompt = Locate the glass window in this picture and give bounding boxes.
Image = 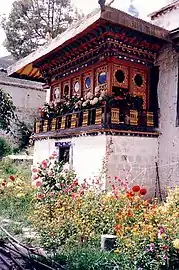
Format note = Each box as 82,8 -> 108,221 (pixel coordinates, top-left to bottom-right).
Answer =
98,72 -> 107,84
85,77 -> 91,89
74,81 -> 80,92
59,146 -> 70,163
64,85 -> 69,96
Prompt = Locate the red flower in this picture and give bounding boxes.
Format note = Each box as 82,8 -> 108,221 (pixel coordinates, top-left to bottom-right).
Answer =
126,191 -> 134,199
115,224 -> 122,232
9,175 -> 15,181
140,188 -> 147,196
127,210 -> 133,217
162,245 -> 169,251
1,182 -> 6,187
132,185 -> 140,193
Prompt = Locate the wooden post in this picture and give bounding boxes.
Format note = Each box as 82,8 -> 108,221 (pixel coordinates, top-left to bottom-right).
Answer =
111,108 -> 120,124
147,112 -> 154,127
43,120 -> 48,132
71,113 -> 77,128
56,117 -> 61,130
82,111 -> 88,127
95,108 -> 102,125
35,121 -> 41,134
61,116 -> 66,129
130,110 -> 138,126
51,118 -> 56,131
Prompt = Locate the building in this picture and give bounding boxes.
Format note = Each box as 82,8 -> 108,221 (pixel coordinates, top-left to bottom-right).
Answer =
7,2 -> 179,196
0,55 -> 46,144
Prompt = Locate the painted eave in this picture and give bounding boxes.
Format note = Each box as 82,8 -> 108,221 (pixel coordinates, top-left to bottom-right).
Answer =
7,6 -> 170,81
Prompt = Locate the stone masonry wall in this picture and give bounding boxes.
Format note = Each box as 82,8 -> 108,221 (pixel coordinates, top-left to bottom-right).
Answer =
156,44 -> 179,193
0,83 -> 45,125
106,135 -> 158,196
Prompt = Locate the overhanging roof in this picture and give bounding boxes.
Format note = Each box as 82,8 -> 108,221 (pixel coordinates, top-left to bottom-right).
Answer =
7,6 -> 171,82
149,0 -> 179,19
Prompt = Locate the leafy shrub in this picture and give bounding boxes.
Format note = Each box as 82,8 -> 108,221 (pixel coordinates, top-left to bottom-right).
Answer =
30,162 -> 179,269
0,160 -> 33,222
0,137 -> 12,158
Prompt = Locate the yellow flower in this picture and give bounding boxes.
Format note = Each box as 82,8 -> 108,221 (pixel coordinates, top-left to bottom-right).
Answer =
173,239 -> 179,249
6,182 -> 13,188
16,193 -> 25,198
114,248 -> 120,253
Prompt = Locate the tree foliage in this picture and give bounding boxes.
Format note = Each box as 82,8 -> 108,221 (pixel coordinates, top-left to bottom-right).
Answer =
0,88 -> 32,151
2,0 -> 82,60
0,89 -> 16,133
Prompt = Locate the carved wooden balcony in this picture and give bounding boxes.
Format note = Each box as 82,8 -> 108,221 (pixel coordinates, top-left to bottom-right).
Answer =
34,106 -> 159,138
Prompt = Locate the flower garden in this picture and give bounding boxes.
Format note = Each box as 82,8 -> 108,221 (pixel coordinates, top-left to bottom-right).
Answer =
0,156 -> 179,269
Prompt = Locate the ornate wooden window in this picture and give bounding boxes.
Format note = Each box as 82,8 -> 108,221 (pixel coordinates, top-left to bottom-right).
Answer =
62,81 -> 70,97
95,66 -> 108,92
131,68 -> 147,109
113,64 -> 129,89
72,77 -> 81,96
82,71 -> 92,97
53,86 -> 61,101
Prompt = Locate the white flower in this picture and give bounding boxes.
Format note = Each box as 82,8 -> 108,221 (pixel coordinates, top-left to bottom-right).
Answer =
86,92 -> 93,100
100,90 -> 106,98
99,96 -> 103,101
93,97 -> 99,104
63,163 -> 70,171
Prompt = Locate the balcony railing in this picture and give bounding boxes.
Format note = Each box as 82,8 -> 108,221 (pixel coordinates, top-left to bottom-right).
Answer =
34,106 -> 158,136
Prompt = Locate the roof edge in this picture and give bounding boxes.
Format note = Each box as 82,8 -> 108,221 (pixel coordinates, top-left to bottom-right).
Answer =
8,5 -> 171,79
7,8 -> 101,77
149,0 -> 179,19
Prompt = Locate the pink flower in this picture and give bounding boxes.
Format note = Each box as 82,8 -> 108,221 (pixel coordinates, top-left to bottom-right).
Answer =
49,155 -> 54,160
41,160 -> 48,169
35,180 -> 42,188
52,151 -> 57,157
72,193 -> 77,199
32,175 -> 39,181
36,193 -> 45,200
73,179 -> 79,186
32,168 -> 38,173
48,171 -> 53,177
49,192 -> 55,197
82,183 -> 87,189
